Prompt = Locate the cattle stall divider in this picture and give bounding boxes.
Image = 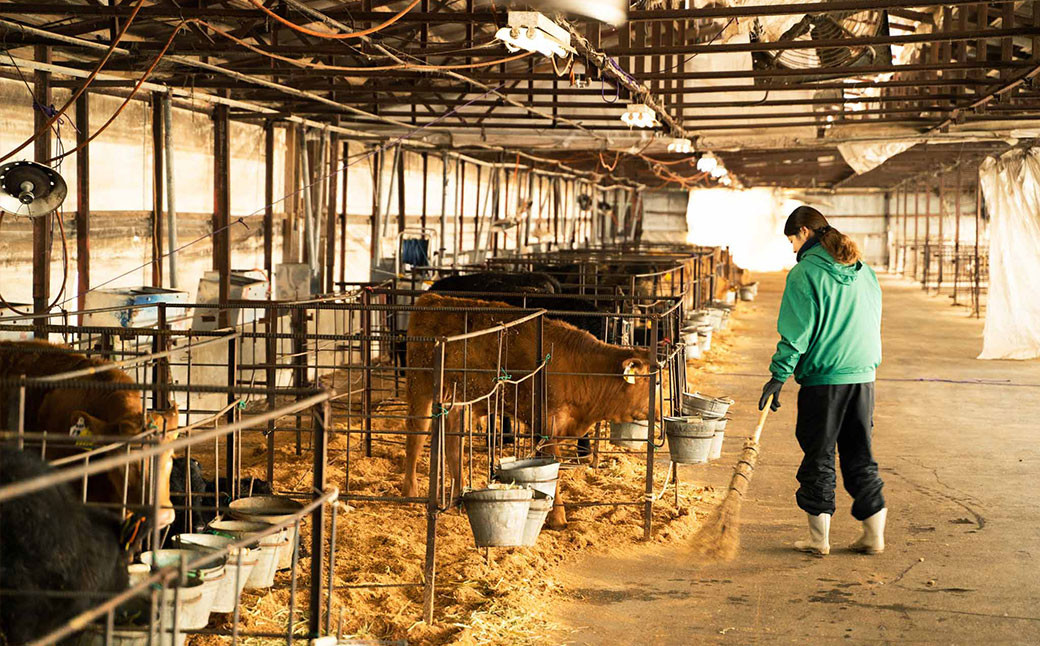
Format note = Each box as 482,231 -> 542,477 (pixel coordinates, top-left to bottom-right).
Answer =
0,375 -> 340,646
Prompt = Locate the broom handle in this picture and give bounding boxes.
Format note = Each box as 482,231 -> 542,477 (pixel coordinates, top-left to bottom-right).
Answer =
750,405 -> 770,445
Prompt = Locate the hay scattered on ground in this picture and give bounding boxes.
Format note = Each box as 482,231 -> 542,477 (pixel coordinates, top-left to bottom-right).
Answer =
189,320 -> 746,646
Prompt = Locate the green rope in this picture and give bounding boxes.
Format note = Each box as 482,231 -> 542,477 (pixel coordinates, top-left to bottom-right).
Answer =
431,405 -> 449,419
497,368 -> 512,381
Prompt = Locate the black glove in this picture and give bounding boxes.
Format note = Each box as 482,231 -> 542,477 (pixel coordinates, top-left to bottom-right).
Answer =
759,378 -> 784,411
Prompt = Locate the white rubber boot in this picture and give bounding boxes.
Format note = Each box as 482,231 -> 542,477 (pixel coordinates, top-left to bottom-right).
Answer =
850,508 -> 887,554
794,513 -> 831,555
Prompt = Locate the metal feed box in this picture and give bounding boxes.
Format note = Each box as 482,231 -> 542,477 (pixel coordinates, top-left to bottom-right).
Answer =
0,303 -> 40,342
191,270 -> 269,331
84,287 -> 190,331
275,263 -> 316,301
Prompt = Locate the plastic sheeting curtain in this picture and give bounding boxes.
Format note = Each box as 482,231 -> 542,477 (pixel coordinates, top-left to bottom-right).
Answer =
977,148 -> 1040,360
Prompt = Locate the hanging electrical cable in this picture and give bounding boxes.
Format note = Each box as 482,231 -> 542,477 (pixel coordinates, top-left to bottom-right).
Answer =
199,21 -> 532,71
47,21 -> 186,163
0,0 -> 147,164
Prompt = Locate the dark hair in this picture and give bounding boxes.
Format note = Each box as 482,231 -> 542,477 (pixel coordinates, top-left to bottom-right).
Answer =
784,206 -> 861,265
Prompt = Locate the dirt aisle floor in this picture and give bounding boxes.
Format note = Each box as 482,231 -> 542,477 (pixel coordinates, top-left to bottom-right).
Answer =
546,271 -> 1040,645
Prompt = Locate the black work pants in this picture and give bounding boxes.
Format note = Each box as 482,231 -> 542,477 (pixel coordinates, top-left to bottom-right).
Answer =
795,382 -> 885,520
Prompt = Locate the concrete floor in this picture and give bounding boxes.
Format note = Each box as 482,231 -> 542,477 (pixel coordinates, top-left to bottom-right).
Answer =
547,272 -> 1040,645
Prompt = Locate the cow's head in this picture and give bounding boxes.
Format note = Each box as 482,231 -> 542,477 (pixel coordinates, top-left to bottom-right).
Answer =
614,350 -> 661,422
68,406 -> 180,529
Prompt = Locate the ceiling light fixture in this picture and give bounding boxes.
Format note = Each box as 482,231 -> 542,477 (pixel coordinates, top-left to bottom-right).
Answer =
495,11 -> 575,59
621,103 -> 658,128
667,137 -> 693,154
696,152 -> 718,174
710,164 -> 729,179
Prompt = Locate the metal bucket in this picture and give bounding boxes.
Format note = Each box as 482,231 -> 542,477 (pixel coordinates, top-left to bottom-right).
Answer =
207,520 -> 286,589
228,496 -> 303,570
140,550 -> 224,628
462,486 -> 533,547
665,416 -> 717,464
710,432 -> 725,460
724,290 -> 736,305
685,341 -> 702,361
173,534 -> 257,613
680,327 -> 698,347
496,458 -> 560,499
739,285 -> 757,301
609,420 -> 649,450
686,310 -> 712,327
521,490 -> 554,547
682,391 -> 733,419
706,308 -> 725,331
711,417 -> 729,460
155,575 -> 207,646
696,325 -> 713,352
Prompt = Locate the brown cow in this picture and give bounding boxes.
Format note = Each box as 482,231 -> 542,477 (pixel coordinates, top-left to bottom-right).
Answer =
0,340 -> 179,528
401,294 -> 657,528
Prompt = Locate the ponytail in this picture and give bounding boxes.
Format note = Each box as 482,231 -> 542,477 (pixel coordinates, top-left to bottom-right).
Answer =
784,206 -> 862,265
818,225 -> 861,265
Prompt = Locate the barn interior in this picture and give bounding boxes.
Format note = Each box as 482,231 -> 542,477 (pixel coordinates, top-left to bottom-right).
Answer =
1,1 -> 1039,645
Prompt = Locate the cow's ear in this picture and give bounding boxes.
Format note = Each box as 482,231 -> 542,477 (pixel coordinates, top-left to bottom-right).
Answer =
162,406 -> 179,438
621,358 -> 647,385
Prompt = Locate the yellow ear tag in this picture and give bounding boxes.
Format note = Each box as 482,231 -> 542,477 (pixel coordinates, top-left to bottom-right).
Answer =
623,363 -> 638,385
70,416 -> 93,449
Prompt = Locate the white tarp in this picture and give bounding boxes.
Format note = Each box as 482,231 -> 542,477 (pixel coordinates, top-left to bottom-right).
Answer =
837,140 -> 916,174
977,148 -> 1040,360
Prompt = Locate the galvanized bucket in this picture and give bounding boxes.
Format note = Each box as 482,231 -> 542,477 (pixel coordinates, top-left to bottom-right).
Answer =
739,285 -> 756,301
497,458 -> 560,499
696,325 -> 713,352
664,416 -> 717,464
685,341 -> 702,361
462,486 -> 533,548
706,308 -> 725,331
681,391 -> 733,419
609,420 -> 649,450
710,417 -> 729,460
206,519 -> 286,589
710,431 -> 725,461
686,310 -> 712,327
521,490 -> 554,547
140,549 -> 224,629
228,495 -> 303,570
173,534 -> 257,613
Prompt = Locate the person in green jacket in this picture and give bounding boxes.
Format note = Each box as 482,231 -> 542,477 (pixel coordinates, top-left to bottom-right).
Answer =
759,206 -> 886,556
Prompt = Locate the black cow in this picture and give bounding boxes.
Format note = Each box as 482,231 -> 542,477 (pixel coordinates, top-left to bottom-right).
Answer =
428,271 -> 561,295
166,457 -> 271,542
0,447 -> 151,645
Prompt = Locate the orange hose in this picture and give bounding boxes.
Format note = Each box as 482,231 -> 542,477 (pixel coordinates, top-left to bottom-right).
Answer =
246,0 -> 420,40
639,154 -> 696,166
49,22 -> 186,163
0,0 -> 147,164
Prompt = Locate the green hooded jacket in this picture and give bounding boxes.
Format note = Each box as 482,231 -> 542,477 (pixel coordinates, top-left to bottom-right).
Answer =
769,244 -> 882,386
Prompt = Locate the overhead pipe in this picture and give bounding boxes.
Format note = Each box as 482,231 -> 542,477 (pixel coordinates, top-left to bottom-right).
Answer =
439,152 -> 448,266
161,91 -> 178,288
299,127 -> 318,277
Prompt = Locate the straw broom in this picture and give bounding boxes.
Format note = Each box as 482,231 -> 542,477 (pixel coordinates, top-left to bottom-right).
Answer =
690,405 -> 771,560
